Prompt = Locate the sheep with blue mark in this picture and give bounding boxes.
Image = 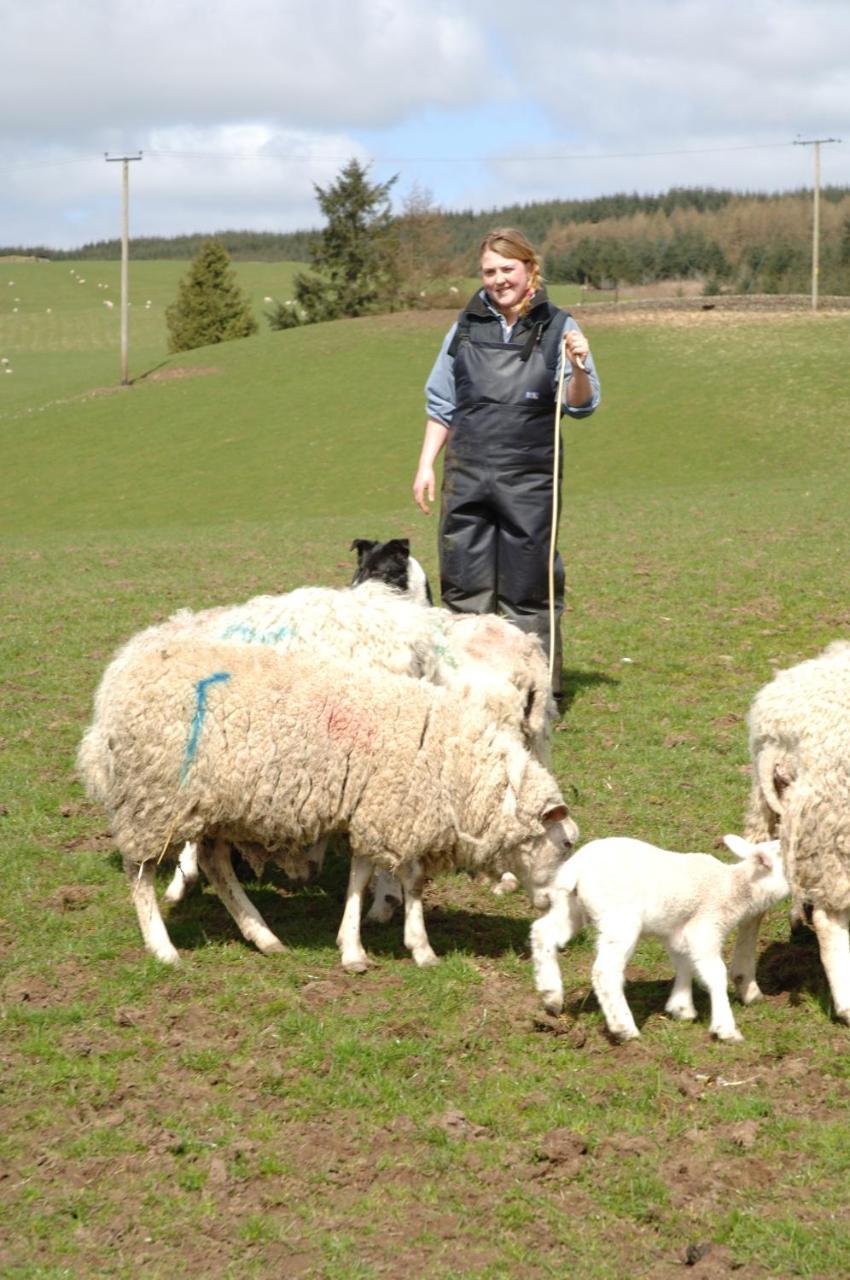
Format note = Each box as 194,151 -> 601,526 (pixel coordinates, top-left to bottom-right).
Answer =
76,639 -> 578,969
113,555 -> 556,909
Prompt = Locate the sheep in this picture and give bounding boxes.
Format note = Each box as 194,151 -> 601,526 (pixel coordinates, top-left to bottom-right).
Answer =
76,640 -> 578,970
530,834 -> 787,1042
733,640 -> 850,1023
145,570 -> 553,907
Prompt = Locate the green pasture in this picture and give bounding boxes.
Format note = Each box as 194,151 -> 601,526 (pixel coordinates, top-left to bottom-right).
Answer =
2,273 -> 850,1278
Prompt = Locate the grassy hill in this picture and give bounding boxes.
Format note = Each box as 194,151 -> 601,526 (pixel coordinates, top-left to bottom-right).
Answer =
3,269 -> 850,1277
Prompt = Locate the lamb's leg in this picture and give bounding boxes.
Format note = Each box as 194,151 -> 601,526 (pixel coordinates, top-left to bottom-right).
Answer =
125,857 -> 180,964
664,949 -> 697,1022
811,905 -> 850,1024
398,861 -> 439,967
197,837 -> 285,956
336,856 -> 374,973
530,892 -> 584,1015
730,912 -> 764,1005
365,868 -> 403,924
591,927 -> 641,1041
163,841 -> 200,905
691,951 -> 742,1042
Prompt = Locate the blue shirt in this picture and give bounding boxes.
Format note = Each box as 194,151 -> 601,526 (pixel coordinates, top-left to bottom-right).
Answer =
425,290 -> 601,427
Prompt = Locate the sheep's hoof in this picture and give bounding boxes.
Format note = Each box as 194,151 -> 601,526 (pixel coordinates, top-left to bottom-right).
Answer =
365,899 -> 400,925
612,1027 -> 640,1042
713,1027 -> 744,1043
666,1005 -> 697,1022
341,957 -> 370,974
834,1006 -> 850,1026
257,938 -> 286,956
413,949 -> 440,968
733,974 -> 762,1004
492,873 -> 519,897
151,947 -> 181,966
542,994 -> 564,1016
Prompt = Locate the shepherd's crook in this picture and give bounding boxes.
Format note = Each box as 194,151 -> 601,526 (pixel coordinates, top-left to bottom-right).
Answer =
547,340 -> 585,689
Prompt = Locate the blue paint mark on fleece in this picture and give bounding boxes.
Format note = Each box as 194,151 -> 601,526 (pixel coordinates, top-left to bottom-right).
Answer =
181,671 -> 231,782
220,621 -> 295,646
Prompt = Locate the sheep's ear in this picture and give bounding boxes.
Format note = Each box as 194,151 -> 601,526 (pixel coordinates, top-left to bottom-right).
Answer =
722,834 -> 752,860
542,803 -> 569,826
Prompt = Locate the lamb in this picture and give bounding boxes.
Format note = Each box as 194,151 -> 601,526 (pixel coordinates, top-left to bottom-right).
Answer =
733,640 -> 850,1023
530,834 -> 787,1042
77,639 -> 578,970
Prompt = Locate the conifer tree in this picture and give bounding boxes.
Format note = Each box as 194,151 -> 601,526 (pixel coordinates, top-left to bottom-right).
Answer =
268,160 -> 399,328
166,238 -> 258,352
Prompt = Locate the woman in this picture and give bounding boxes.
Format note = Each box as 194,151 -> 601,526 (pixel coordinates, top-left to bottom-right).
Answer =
413,227 -> 601,700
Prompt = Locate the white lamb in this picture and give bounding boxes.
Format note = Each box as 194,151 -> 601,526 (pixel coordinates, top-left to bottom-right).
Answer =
530,834 -> 787,1042
733,640 -> 850,1024
77,640 -> 578,970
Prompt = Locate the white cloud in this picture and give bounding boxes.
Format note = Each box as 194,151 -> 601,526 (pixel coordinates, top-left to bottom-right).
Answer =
1,0 -> 848,249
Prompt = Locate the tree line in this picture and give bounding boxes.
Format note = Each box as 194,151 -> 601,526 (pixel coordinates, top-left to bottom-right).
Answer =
5,175 -> 850,298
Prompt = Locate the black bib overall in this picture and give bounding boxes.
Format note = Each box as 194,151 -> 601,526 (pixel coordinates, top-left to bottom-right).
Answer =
439,292 -> 567,694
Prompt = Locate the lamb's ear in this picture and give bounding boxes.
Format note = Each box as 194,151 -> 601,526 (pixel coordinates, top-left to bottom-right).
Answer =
723,833 -> 753,860
542,803 -> 569,826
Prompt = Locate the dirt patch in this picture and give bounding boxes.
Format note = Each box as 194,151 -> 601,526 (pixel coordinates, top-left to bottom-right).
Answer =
141,365 -> 221,383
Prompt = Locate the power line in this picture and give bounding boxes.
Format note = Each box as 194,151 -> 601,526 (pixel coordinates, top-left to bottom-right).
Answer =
3,137 -> 842,176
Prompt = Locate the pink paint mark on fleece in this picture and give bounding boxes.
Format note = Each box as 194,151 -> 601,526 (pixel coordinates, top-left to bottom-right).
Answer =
323,700 -> 376,753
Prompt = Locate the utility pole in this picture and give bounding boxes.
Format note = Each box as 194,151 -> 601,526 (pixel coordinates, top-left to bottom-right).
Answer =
105,152 -> 143,383
793,137 -> 840,312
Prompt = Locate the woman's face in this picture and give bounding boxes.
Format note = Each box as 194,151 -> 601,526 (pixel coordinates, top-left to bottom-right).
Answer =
480,248 -> 533,317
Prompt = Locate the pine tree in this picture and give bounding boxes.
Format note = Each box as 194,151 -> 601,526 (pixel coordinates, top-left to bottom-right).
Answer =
166,238 -> 258,352
268,160 -> 399,328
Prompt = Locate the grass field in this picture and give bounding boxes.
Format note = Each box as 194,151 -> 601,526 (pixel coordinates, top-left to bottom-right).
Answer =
2,261 -> 850,1278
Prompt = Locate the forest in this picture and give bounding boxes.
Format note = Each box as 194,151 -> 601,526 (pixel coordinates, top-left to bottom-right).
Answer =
5,184 -> 850,296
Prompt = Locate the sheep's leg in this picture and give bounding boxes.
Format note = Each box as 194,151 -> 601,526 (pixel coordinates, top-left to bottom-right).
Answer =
306,835 -> 328,882
664,949 -> 697,1022
730,912 -> 764,1005
811,905 -> 850,1024
530,893 -> 584,1015
163,841 -> 200,905
591,927 -> 640,1041
197,838 -> 285,956
336,856 -> 374,973
398,861 -> 439,968
691,952 -> 742,1042
125,858 -> 180,965
365,868 -> 403,924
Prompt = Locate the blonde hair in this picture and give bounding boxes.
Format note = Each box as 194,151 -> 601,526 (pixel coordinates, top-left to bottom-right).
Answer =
478,227 -> 543,315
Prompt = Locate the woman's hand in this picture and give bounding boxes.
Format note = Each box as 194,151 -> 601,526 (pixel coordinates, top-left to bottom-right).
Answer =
413,465 -> 436,515
564,329 -> 589,371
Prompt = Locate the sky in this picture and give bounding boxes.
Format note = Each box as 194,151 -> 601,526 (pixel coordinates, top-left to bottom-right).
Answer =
3,0 -> 850,251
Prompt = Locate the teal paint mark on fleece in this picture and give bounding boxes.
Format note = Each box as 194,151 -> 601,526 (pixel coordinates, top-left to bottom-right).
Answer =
181,672 -> 231,782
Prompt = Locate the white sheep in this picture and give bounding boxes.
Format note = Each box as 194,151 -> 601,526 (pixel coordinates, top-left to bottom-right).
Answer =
77,640 -> 578,970
733,640 -> 850,1023
530,833 -> 787,1042
145,576 -> 553,907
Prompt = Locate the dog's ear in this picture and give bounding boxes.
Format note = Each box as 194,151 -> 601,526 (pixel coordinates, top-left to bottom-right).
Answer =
350,539 -> 376,565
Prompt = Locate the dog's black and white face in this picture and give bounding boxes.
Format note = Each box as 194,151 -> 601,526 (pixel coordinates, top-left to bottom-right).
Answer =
350,538 -> 433,605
